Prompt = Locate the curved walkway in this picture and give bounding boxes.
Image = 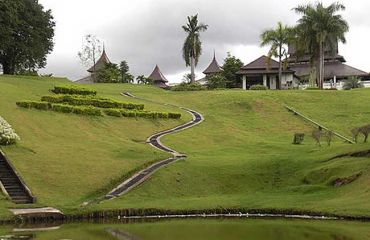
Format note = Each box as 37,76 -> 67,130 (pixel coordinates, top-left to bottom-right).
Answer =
105,93 -> 204,199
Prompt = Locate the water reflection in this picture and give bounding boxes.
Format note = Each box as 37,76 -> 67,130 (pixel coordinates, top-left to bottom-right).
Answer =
1,218 -> 368,240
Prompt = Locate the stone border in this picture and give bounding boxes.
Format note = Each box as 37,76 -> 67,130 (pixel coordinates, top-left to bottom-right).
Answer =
104,93 -> 204,199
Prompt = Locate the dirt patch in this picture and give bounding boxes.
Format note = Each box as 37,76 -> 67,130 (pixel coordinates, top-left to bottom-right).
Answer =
331,149 -> 370,160
332,172 -> 362,187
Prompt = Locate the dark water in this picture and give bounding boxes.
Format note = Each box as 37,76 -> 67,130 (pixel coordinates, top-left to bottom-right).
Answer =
2,218 -> 370,240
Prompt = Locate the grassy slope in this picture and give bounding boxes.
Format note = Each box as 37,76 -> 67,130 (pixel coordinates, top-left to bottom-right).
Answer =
0,75 -> 189,217
1,75 -> 370,218
95,89 -> 370,216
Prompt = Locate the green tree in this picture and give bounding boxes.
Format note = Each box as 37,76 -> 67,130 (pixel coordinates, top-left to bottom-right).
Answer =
207,74 -> 227,89
222,53 -> 244,88
294,2 -> 349,89
119,60 -> 134,83
0,0 -> 55,74
136,75 -> 151,85
182,14 -> 208,83
260,22 -> 293,90
97,63 -> 120,83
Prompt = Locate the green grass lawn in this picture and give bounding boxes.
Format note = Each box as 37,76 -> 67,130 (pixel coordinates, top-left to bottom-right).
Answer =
1,75 -> 370,218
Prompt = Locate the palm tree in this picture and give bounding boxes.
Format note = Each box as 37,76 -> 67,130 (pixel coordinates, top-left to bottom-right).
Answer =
260,22 -> 293,90
342,76 -> 364,90
182,14 -> 208,83
294,2 -> 349,89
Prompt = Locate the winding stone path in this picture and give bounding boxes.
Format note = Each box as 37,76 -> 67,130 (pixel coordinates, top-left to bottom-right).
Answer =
105,93 -> 204,199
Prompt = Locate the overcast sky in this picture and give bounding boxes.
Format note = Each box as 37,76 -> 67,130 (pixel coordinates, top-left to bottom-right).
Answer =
38,0 -> 370,83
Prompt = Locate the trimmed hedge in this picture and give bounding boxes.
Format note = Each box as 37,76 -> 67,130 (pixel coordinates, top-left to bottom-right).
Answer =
16,101 -> 50,110
250,85 -> 268,90
120,110 -> 181,119
52,85 -> 97,96
104,109 -> 122,117
41,95 -> 144,110
16,101 -> 102,116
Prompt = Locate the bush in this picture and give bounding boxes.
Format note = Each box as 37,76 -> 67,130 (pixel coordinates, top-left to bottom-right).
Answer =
0,116 -> 20,145
305,87 -> 320,90
72,106 -> 102,116
171,82 -> 206,91
207,74 -> 227,89
52,85 -> 97,96
51,104 -> 74,113
120,110 -> 137,118
250,85 -> 268,90
343,76 -> 364,90
16,101 -> 50,110
104,109 -> 122,117
41,95 -> 144,110
168,112 -> 182,119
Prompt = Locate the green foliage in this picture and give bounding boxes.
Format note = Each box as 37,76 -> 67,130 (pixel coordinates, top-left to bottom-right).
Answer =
260,22 -> 293,90
136,75 -> 152,85
0,0 -> 55,74
52,85 -> 97,96
221,53 -> 244,88
97,62 -> 121,83
41,94 -> 144,110
104,108 -> 123,117
119,60 -> 135,83
119,110 -> 181,119
305,87 -> 320,90
51,104 -> 74,113
182,14 -> 208,83
342,76 -> 364,90
16,101 -> 50,110
207,74 -> 227,89
171,82 -> 206,91
17,101 -> 102,116
250,85 -> 268,90
0,116 -> 20,145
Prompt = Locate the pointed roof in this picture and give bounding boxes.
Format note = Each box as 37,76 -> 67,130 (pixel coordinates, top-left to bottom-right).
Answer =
87,47 -> 111,73
203,52 -> 222,75
237,55 -> 294,75
148,65 -> 168,83
241,55 -> 280,70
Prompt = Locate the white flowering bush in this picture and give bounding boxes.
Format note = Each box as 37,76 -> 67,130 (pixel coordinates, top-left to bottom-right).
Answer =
0,116 -> 20,145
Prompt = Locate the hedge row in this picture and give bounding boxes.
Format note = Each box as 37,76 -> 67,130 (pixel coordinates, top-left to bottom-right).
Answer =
104,109 -> 182,119
41,95 -> 144,110
16,101 -> 181,119
16,101 -> 102,116
52,85 -> 97,96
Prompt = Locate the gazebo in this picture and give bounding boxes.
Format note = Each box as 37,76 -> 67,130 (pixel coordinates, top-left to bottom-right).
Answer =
203,52 -> 222,77
148,65 -> 170,89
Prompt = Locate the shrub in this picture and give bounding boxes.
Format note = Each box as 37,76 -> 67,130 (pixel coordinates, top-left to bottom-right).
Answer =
16,101 -> 50,110
171,82 -> 206,91
120,110 -> 137,118
51,104 -> 74,113
104,109 -> 122,117
52,85 -> 97,95
168,112 -> 182,119
343,76 -> 364,90
41,95 -> 144,110
0,116 -> 20,145
207,74 -> 227,89
71,106 -> 102,116
250,85 -> 268,90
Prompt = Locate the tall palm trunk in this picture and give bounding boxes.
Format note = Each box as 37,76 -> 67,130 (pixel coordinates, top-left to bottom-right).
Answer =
318,40 -> 324,89
190,56 -> 195,83
277,45 -> 282,90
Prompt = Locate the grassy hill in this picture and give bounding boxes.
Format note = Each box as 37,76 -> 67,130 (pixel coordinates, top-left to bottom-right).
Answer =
1,75 -> 370,218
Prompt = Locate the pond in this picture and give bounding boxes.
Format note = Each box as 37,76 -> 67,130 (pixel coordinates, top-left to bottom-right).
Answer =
1,218 -> 370,240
